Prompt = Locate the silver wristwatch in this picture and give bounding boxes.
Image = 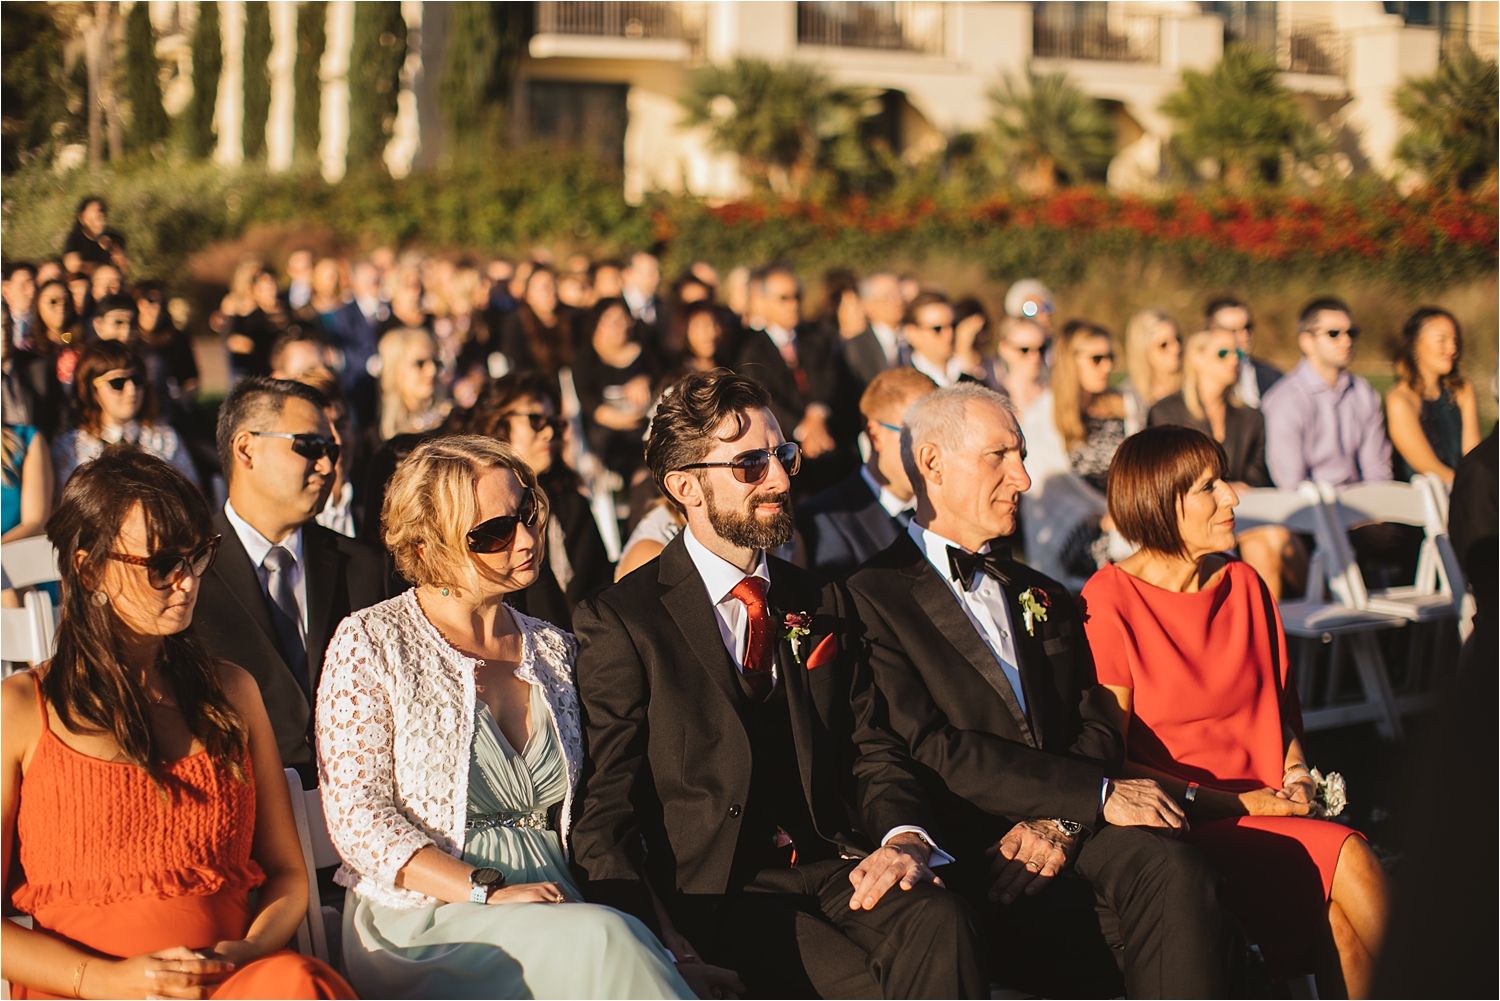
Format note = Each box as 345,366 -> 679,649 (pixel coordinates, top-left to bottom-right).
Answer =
1047,818 -> 1083,838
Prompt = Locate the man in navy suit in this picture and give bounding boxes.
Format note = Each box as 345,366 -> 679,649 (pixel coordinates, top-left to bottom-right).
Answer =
797,367 -> 937,578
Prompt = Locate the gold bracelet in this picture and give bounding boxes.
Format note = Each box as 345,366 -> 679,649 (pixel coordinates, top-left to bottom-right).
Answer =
72,957 -> 89,998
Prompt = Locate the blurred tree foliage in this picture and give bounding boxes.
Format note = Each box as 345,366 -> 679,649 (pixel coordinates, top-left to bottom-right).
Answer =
1161,44 -> 1326,186
439,2 -> 528,159
243,1 -> 272,159
186,1 -> 222,158
124,1 -> 168,152
2,4 -> 86,171
347,1 -> 406,169
294,1 -> 327,158
989,70 -> 1113,194
679,59 -> 886,198
1394,49 -> 1499,192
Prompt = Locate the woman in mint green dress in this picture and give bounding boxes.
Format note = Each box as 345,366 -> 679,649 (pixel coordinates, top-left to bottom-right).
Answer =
316,437 -> 693,999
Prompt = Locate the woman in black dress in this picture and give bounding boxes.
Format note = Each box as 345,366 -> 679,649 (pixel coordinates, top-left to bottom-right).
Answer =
61,196 -> 129,276
573,298 -> 659,484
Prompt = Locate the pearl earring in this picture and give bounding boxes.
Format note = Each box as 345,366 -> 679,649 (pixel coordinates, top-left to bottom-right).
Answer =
92,590 -> 109,607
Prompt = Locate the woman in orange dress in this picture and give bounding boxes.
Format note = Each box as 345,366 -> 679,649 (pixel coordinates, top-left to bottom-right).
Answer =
1,449 -> 354,1000
1079,426 -> 1390,999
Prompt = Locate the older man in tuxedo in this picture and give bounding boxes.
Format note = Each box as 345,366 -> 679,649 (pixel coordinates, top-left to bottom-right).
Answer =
571,369 -> 986,999
845,383 -> 1229,998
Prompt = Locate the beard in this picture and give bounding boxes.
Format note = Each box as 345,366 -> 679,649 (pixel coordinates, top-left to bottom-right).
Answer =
703,477 -> 795,551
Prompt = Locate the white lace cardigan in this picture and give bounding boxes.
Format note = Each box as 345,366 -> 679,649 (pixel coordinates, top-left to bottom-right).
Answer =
314,589 -> 582,910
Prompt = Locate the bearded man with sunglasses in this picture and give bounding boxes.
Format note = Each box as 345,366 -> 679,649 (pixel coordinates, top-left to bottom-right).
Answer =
193,376 -> 388,784
571,369 -> 987,999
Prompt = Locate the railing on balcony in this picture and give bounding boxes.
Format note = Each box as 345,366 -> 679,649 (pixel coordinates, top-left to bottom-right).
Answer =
1280,24 -> 1346,77
535,1 -> 684,40
1032,4 -> 1161,64
797,2 -> 946,55
1441,22 -> 1500,61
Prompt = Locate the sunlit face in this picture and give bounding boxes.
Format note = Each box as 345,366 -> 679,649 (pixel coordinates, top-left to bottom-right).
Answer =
235,397 -> 336,522
91,265 -> 122,299
922,400 -> 1031,540
135,295 -> 162,333
312,258 -> 342,299
252,272 -> 280,311
1175,467 -> 1239,559
93,367 -> 143,425
762,273 -> 801,330
1148,321 -> 1182,377
1209,305 -> 1254,354
627,253 -> 660,298
1299,309 -> 1357,370
271,340 -> 326,380
686,311 -> 721,361
675,407 -> 794,551
37,284 -> 70,332
78,200 -> 106,238
400,339 -> 438,403
592,304 -> 631,353
93,308 -> 134,343
4,270 -> 35,312
1413,315 -> 1459,378
1073,334 -> 1115,395
862,275 -> 904,328
998,320 -> 1048,379
678,280 -> 710,305
502,394 -> 557,476
592,265 -> 623,300
458,467 -> 543,595
286,250 -> 313,282
904,303 -> 955,366
526,271 -> 558,316
88,504 -> 205,639
1192,330 -> 1241,393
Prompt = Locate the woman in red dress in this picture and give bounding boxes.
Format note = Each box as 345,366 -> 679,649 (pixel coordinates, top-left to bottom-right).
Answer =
1080,425 -> 1389,998
1,449 -> 354,999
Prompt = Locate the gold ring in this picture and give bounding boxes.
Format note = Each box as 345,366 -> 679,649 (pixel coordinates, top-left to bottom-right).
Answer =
1026,861 -> 1041,871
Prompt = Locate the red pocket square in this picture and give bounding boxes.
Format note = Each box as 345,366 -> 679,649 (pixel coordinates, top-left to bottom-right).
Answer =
805,634 -> 838,670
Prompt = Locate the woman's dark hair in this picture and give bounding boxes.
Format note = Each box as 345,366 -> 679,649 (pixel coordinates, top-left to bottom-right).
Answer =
516,265 -> 570,372
584,297 -> 633,347
1395,306 -> 1467,395
457,370 -> 561,442
74,194 -> 107,220
73,340 -> 159,435
34,278 -> 81,344
954,297 -> 992,351
43,449 -> 247,784
1107,425 -> 1228,558
667,300 -> 725,361
646,368 -> 771,512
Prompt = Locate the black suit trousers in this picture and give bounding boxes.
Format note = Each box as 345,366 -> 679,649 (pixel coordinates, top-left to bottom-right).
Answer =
679,858 -> 987,1000
951,825 -> 1230,999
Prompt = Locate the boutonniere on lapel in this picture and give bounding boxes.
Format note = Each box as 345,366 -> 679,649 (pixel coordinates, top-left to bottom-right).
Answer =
1018,587 -> 1050,636
780,611 -> 813,663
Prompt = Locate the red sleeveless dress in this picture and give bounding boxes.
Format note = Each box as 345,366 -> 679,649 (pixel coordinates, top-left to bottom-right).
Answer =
10,674 -> 355,999
1081,562 -> 1362,980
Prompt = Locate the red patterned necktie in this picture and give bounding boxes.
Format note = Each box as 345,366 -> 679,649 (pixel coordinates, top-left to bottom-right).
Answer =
730,575 -> 774,700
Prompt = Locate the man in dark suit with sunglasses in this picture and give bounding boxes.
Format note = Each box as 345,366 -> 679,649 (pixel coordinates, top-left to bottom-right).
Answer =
571,369 -> 987,999
193,376 -> 387,785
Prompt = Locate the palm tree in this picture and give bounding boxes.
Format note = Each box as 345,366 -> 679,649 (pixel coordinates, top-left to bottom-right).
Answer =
1160,44 -> 1325,187
989,70 -> 1113,194
679,58 -> 879,198
1394,48 -> 1498,191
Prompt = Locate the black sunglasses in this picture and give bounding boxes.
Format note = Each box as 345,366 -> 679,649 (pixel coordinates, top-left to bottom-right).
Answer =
1012,344 -> 1047,356
249,431 -> 341,465
98,372 -> 144,392
680,442 -> 802,484
466,487 -> 540,553
108,536 -> 221,590
1319,327 -> 1360,340
502,412 -> 566,434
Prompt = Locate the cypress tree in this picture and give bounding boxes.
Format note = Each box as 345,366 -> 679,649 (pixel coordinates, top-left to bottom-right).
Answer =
346,1 -> 406,168
294,1 -> 327,157
124,1 -> 168,150
186,0 -> 222,158
242,1 -> 271,158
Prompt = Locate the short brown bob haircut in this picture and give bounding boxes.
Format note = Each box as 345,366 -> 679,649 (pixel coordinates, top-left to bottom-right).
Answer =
1107,425 -> 1227,558
646,368 -> 772,513
382,434 -> 549,591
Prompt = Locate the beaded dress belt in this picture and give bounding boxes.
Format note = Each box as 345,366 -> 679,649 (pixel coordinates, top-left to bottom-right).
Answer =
465,811 -> 548,832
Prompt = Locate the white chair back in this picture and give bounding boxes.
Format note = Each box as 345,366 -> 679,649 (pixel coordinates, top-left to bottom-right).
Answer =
1231,487 -> 1323,535
284,768 -> 340,967
0,536 -> 60,591
0,590 -> 57,666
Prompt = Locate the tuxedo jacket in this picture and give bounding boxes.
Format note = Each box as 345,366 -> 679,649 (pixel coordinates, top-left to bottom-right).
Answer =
569,533 -> 936,924
796,468 -> 902,580
193,513 -> 388,773
845,533 -> 1122,863
842,328 -> 891,392
734,324 -> 841,435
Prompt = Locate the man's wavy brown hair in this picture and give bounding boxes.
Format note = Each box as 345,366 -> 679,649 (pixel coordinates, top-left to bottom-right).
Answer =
645,368 -> 772,513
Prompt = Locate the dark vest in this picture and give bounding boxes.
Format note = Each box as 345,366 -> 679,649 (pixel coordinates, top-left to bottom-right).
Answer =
730,671 -> 832,882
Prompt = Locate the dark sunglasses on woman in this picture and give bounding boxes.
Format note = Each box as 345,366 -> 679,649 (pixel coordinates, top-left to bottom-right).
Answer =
466,487 -> 540,553
502,412 -> 567,435
107,536 -> 221,590
99,373 -> 144,392
680,442 -> 802,484
249,431 -> 341,465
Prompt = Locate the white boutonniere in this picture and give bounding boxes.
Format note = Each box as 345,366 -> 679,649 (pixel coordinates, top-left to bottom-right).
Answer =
1018,587 -> 1050,636
781,611 -> 812,664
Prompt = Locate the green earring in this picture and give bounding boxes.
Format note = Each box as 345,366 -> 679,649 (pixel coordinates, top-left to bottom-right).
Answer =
441,588 -> 450,597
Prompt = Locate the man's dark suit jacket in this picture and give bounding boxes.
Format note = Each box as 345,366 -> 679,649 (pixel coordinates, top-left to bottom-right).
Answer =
569,533 -> 937,928
845,533 -> 1122,863
193,512 -> 388,777
1249,356 -> 1282,401
796,468 -> 901,580
842,328 -> 890,393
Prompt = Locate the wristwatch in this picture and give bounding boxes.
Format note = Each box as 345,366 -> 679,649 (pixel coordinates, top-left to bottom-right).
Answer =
1046,818 -> 1083,838
469,866 -> 505,904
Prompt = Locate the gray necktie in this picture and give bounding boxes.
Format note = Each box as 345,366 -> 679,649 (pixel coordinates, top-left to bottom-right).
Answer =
263,545 -> 309,693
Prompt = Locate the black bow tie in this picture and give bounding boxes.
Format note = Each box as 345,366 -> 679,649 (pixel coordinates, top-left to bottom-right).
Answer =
946,545 -> 1014,590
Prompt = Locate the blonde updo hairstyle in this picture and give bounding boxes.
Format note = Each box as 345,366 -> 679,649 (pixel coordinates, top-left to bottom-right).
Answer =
382,434 -> 550,594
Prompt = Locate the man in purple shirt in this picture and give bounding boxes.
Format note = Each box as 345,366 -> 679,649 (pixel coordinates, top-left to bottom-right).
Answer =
1262,297 -> 1392,488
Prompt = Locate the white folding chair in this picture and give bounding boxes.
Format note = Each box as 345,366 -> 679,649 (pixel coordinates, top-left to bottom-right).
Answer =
1414,473 -> 1475,642
284,769 -> 344,973
1321,481 -> 1457,622
1235,485 -> 1410,739
1,537 -> 62,670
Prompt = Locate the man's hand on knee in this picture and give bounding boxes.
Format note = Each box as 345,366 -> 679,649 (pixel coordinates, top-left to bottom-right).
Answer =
847,833 -> 942,911
986,819 -> 1078,904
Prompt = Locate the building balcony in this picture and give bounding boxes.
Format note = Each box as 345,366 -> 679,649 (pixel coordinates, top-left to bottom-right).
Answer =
796,2 -> 946,56
1032,4 -> 1161,65
529,2 -> 701,61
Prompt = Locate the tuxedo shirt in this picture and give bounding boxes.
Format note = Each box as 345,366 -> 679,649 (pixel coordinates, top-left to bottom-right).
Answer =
682,523 -> 951,863
224,499 -> 308,645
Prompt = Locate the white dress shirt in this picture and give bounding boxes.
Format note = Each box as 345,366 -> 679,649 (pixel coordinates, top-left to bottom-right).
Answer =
682,524 -> 951,863
224,499 -> 309,644
908,520 -> 1027,716
908,351 -> 968,389
860,466 -> 914,521
315,481 -> 357,538
1236,355 -> 1262,407
870,322 -> 901,367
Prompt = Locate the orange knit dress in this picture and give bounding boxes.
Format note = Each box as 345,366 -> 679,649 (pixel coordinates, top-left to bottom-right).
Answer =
10,675 -> 355,1000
